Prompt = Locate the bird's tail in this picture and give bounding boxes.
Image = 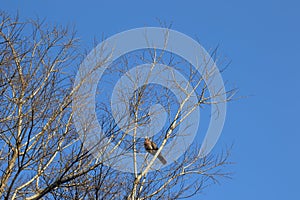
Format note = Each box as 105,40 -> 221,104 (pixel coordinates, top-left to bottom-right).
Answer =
158,153 -> 167,165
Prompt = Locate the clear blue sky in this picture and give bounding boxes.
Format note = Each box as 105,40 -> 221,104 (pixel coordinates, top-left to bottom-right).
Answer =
2,0 -> 300,199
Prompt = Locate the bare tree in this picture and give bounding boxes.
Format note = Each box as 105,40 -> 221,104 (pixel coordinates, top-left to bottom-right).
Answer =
0,12 -> 235,200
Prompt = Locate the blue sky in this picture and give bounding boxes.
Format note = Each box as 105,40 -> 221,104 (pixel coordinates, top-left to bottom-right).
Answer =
2,0 -> 300,199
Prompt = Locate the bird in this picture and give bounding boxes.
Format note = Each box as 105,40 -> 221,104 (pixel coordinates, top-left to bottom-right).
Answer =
144,137 -> 167,165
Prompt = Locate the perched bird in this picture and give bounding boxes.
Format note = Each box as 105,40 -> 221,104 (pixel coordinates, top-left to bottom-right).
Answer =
144,137 -> 167,165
